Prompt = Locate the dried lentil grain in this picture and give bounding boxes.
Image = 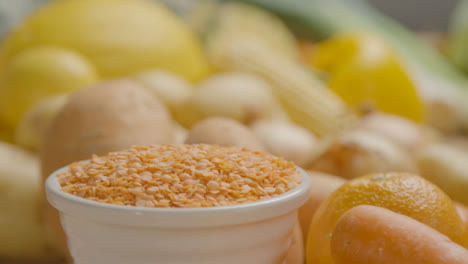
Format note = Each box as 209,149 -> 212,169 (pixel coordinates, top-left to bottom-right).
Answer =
58,144 -> 301,208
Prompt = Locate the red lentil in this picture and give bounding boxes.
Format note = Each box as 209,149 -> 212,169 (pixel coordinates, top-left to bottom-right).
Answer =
58,144 -> 301,208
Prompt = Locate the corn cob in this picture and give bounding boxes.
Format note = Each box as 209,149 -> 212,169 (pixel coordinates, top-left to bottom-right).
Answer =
207,36 -> 355,137
417,143 -> 468,205
237,0 -> 468,134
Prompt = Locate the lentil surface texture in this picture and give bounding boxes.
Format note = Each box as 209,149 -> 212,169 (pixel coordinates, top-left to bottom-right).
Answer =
58,144 -> 301,208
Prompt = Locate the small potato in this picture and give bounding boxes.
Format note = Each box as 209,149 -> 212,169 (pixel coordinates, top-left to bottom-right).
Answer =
446,136 -> 468,152
251,120 -> 317,167
306,129 -> 418,179
185,117 -> 265,151
417,143 -> 468,205
133,70 -> 193,115
15,94 -> 69,152
178,72 -> 282,127
0,142 -> 59,259
359,112 -> 432,153
173,122 -> 188,144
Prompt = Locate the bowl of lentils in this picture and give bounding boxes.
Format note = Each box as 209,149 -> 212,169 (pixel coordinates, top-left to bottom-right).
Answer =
46,144 -> 311,264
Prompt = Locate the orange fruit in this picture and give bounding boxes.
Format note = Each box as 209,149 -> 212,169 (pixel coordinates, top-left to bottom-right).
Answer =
306,172 -> 468,264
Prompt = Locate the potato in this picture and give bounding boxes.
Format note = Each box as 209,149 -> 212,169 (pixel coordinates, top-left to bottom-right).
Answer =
173,122 -> 188,144
446,136 -> 468,152
306,129 -> 418,179
133,70 -> 193,115
417,143 -> 468,205
178,72 -> 283,127
15,94 -> 69,152
359,112 -> 432,153
185,117 -> 264,151
298,171 -> 346,242
251,120 -> 317,166
0,142 -> 58,259
41,79 -> 174,257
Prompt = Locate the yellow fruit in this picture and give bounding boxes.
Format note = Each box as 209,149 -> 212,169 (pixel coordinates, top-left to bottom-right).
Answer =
306,172 -> 468,264
207,2 -> 299,60
311,33 -> 425,122
0,0 -> 210,81
0,46 -> 98,128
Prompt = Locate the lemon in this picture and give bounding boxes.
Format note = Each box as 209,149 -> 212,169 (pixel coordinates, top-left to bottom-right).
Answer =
309,33 -> 425,122
0,0 -> 210,81
0,46 -> 98,129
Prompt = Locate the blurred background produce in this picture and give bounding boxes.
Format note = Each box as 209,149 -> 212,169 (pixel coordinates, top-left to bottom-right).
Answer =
1,0 -> 468,263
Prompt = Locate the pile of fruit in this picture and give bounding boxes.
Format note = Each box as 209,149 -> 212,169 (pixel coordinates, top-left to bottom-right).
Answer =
1,0 -> 468,263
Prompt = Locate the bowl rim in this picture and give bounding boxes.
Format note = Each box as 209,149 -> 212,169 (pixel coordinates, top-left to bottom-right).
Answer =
45,165 -> 311,227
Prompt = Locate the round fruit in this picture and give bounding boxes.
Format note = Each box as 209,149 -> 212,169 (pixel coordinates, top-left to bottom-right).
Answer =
0,46 -> 97,128
208,2 -> 299,60
0,0 -> 210,81
306,172 -> 468,264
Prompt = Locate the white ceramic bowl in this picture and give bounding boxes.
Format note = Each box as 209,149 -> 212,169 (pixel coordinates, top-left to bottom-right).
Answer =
46,166 -> 311,264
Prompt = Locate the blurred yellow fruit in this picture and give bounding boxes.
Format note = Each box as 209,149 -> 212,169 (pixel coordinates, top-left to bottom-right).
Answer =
0,46 -> 98,128
207,1 -> 299,60
15,94 -> 69,152
310,33 -> 425,122
0,0 -> 210,81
